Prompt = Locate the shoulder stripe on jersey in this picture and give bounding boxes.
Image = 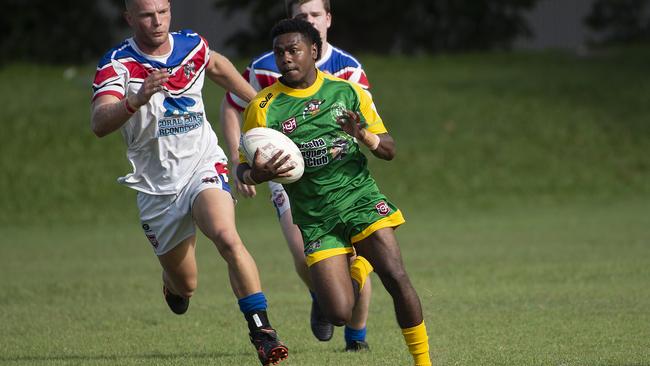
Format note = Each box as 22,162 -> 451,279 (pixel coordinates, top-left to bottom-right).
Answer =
330,46 -> 363,67
250,51 -> 277,71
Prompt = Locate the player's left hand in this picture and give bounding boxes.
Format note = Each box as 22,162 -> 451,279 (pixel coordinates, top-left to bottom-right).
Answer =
336,110 -> 365,139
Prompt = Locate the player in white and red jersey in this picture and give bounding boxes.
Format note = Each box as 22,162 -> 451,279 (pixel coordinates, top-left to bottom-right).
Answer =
219,0 -> 372,352
91,1 -> 288,364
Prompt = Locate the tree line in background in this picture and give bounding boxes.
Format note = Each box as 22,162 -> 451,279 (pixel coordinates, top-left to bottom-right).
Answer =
1,0 -> 649,65
215,0 -> 539,55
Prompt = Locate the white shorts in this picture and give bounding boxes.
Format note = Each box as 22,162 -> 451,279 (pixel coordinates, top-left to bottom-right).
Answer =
269,180 -> 291,218
137,160 -> 231,256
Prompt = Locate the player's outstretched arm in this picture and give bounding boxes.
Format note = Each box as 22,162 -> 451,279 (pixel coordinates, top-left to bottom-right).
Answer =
336,110 -> 395,160
91,70 -> 168,137
206,51 -> 256,104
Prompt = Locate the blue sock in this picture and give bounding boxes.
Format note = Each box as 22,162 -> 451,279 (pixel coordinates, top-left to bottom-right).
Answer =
309,290 -> 317,302
238,292 -> 268,313
345,325 -> 367,345
238,292 -> 270,331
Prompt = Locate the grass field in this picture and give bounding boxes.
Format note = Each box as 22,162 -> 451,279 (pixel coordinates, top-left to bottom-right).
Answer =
1,46 -> 649,365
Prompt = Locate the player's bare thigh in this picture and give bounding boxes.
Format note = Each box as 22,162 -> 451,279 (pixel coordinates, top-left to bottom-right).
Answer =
192,188 -> 238,248
309,254 -> 356,325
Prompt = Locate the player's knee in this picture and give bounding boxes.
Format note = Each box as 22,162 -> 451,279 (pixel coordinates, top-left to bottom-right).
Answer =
173,277 -> 197,298
177,285 -> 196,299
376,265 -> 410,292
208,228 -> 242,256
324,308 -> 352,326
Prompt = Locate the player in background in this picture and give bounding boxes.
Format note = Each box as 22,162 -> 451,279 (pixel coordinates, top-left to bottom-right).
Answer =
220,0 -> 372,351
90,1 -> 288,364
237,18 -> 432,366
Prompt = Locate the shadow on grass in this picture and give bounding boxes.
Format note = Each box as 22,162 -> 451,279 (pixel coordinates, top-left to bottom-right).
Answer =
0,350 -> 246,363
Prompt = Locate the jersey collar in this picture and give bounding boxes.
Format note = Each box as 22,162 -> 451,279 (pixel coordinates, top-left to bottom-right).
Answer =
276,69 -> 325,98
315,42 -> 332,68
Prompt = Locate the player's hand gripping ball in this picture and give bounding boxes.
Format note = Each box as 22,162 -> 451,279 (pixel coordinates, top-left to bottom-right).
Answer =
241,127 -> 305,184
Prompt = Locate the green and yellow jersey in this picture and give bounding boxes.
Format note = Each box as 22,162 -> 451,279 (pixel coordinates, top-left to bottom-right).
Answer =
241,70 -> 388,226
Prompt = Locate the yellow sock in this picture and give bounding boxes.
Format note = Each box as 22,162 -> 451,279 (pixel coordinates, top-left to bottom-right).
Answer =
402,321 -> 431,366
349,256 -> 373,291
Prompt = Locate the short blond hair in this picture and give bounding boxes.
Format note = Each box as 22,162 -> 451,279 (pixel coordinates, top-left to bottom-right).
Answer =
125,0 -> 170,10
285,0 -> 330,17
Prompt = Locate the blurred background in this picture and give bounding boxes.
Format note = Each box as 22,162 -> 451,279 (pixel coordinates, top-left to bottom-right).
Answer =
2,0 -> 650,63
2,0 -> 649,224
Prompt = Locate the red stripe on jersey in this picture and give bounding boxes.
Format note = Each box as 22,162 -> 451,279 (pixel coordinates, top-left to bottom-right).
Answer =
123,61 -> 150,80
92,90 -> 124,102
93,66 -> 119,87
336,70 -> 370,89
242,68 -> 251,85
165,45 -> 207,91
225,92 -> 245,112
357,72 -> 370,89
255,73 -> 279,90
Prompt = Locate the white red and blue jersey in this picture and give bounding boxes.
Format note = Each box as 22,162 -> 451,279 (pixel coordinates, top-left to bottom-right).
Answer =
92,29 -> 227,195
225,43 -> 370,111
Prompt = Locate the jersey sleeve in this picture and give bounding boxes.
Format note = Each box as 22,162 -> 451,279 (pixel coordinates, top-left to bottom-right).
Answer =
226,58 -> 281,111
239,92 -> 272,164
92,57 -> 128,101
225,66 -> 253,111
353,83 -> 386,134
343,66 -> 370,90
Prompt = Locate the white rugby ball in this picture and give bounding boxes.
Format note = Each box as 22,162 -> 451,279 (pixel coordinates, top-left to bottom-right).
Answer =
241,127 -> 304,184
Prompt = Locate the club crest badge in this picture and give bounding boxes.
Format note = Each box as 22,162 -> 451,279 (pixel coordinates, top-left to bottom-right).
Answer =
282,117 -> 297,134
375,201 -> 391,216
302,99 -> 325,119
184,60 -> 196,79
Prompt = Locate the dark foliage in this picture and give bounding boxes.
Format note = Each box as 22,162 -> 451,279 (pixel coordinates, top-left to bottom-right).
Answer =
585,0 -> 650,44
214,0 -> 538,55
0,0 -> 125,65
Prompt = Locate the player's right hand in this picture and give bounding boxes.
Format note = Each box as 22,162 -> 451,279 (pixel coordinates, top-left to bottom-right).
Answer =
133,69 -> 169,107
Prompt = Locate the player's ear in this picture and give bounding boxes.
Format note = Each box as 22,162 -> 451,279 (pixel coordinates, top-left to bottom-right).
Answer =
311,43 -> 318,61
325,12 -> 332,29
124,10 -> 133,27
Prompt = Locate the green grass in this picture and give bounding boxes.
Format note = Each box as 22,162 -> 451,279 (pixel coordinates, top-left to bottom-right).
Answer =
1,46 -> 649,364
1,199 -> 648,365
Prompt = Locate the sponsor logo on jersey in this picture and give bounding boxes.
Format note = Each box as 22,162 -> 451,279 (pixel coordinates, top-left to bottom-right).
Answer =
201,175 -> 220,184
298,138 -> 329,167
142,224 -> 160,248
158,97 -> 204,137
375,201 -> 390,216
304,239 -> 322,255
259,93 -> 273,108
282,117 -> 297,134
302,99 -> 325,119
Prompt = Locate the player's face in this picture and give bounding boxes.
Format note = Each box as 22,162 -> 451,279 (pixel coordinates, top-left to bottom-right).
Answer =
291,0 -> 331,46
273,32 -> 318,88
125,0 -> 171,54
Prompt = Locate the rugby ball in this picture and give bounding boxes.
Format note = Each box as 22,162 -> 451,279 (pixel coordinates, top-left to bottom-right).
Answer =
241,127 -> 304,184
